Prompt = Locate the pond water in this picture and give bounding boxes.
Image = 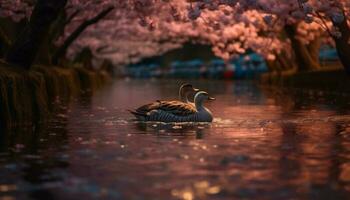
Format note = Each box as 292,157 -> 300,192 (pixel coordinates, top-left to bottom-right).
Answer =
1,79 -> 350,200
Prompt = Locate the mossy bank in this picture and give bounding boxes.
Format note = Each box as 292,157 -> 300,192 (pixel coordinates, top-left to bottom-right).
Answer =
0,60 -> 110,129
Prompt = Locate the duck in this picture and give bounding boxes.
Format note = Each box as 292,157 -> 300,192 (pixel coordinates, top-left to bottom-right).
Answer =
134,83 -> 199,115
130,91 -> 215,122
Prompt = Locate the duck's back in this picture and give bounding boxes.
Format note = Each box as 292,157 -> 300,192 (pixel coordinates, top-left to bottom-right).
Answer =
136,100 -> 196,116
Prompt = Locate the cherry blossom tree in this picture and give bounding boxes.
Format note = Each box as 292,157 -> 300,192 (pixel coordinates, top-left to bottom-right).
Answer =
0,0 -> 117,68
2,0 -> 67,69
1,0 -> 350,74
184,0 -> 350,72
63,0 -> 326,72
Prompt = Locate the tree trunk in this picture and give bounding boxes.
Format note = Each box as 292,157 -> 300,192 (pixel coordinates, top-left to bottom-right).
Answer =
74,47 -> 94,70
332,18 -> 350,74
285,24 -> 320,72
35,9 -> 80,65
52,7 -> 114,65
265,59 -> 279,72
5,0 -> 67,69
307,36 -> 321,64
35,35 -> 53,65
35,9 -> 70,65
0,26 -> 11,58
277,51 -> 297,71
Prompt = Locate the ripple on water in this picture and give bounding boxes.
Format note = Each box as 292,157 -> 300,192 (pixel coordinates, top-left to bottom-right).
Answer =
2,80 -> 350,199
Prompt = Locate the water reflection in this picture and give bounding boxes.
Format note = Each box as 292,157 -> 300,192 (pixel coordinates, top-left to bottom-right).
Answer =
133,122 -> 211,139
1,80 -> 350,199
0,112 -> 70,199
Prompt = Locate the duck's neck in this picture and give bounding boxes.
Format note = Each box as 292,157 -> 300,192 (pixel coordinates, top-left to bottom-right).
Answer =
179,89 -> 189,103
195,99 -> 206,111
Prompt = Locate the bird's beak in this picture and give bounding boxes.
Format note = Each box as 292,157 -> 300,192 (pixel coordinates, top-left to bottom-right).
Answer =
193,88 -> 200,92
208,96 -> 216,101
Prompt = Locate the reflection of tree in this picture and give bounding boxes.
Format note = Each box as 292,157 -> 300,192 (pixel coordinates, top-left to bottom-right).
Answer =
293,110 -> 350,198
232,82 -> 266,104
261,86 -> 350,114
277,112 -> 350,198
260,87 -> 297,112
0,109 -> 70,197
336,124 -> 350,195
279,122 -> 302,182
260,83 -> 350,197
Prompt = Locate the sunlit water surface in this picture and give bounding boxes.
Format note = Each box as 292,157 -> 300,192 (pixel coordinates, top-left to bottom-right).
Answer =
1,80 -> 350,200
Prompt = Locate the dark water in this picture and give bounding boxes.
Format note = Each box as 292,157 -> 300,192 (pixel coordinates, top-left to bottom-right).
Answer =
1,80 -> 350,200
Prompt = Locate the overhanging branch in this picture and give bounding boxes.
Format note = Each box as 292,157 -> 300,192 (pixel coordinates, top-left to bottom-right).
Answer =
52,6 -> 114,64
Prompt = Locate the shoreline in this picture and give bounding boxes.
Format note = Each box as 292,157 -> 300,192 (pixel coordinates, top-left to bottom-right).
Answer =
259,67 -> 350,92
0,60 -> 111,129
